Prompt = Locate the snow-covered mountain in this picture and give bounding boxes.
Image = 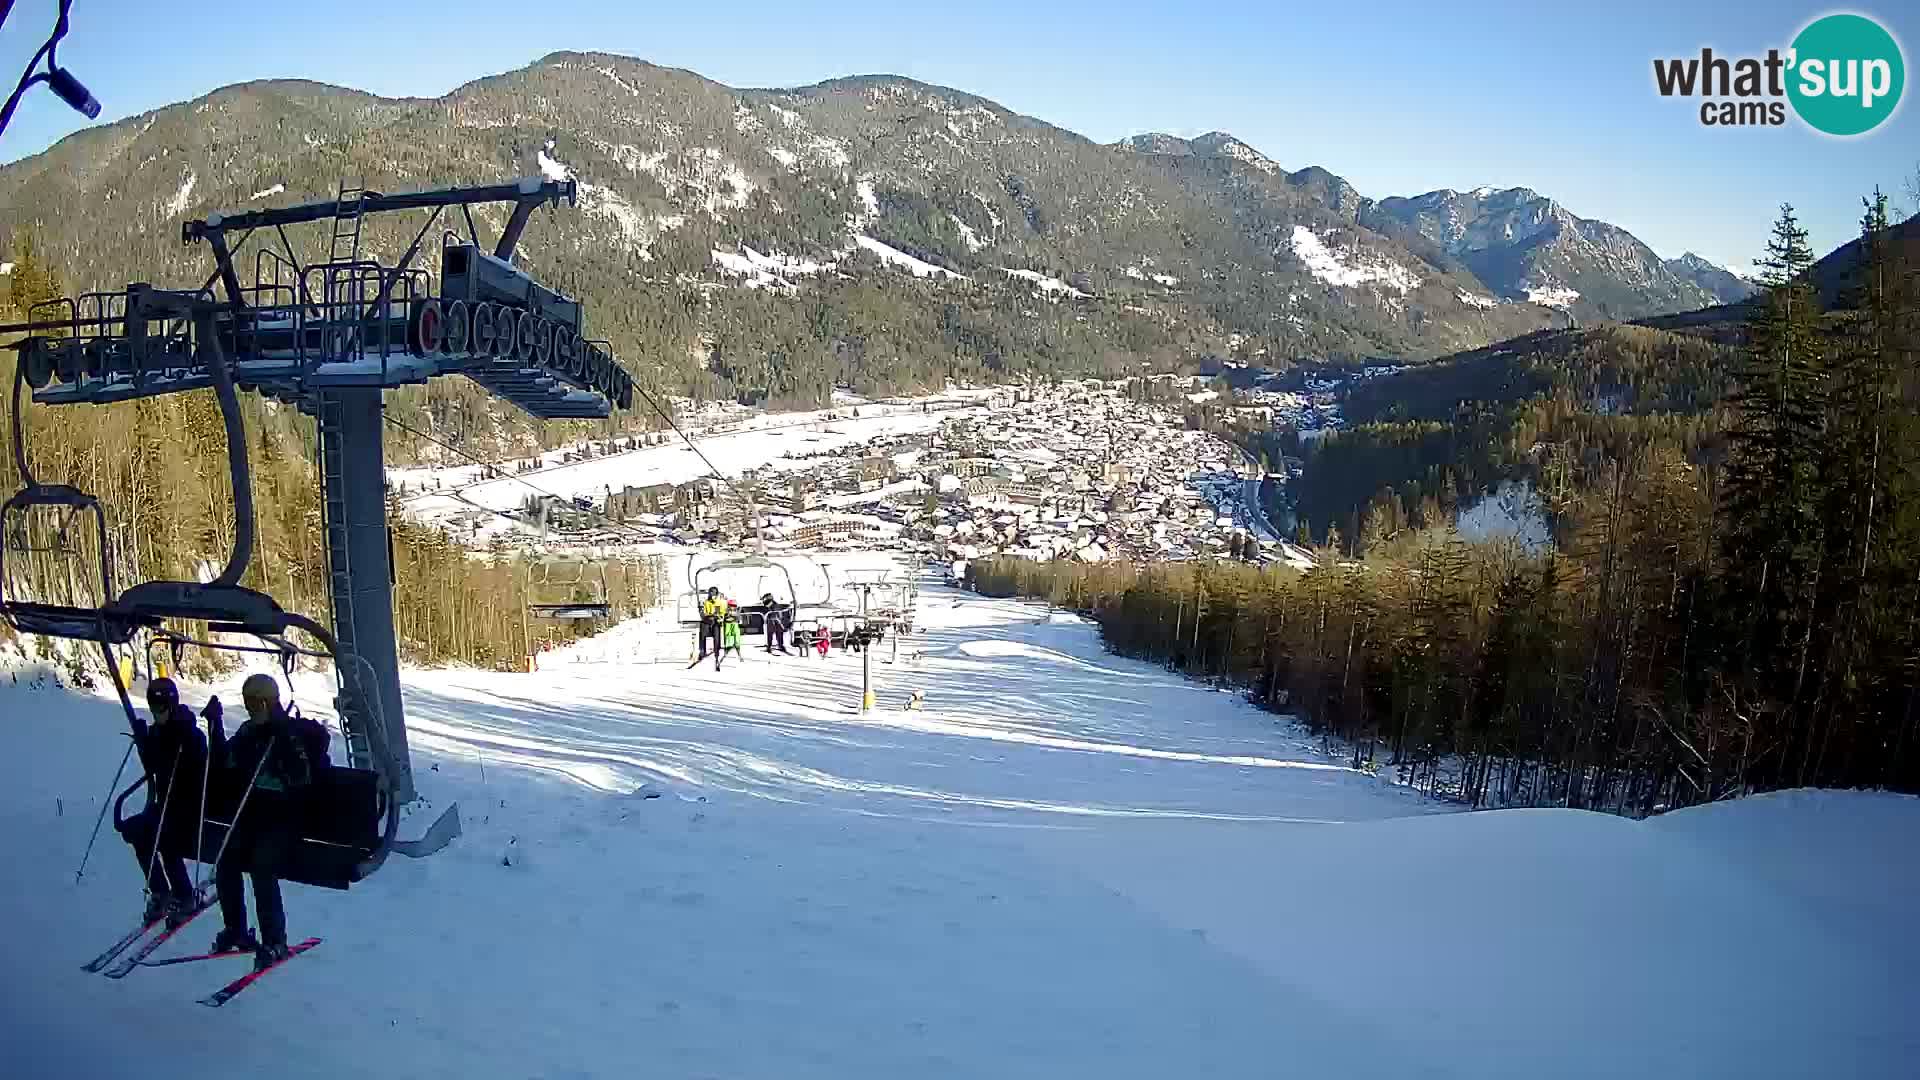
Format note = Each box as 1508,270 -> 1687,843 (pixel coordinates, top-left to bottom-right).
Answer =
1110,134 -> 1741,322
1,51 -> 1736,389
1663,251 -> 1757,305
1359,186 -> 1742,318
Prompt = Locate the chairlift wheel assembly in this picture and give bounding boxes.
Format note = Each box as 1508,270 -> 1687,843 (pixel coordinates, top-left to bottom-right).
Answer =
470,302 -> 497,357
407,298 -> 445,357
443,300 -> 470,355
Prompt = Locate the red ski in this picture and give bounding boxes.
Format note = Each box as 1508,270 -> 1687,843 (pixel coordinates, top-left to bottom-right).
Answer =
81,913 -> 169,973
139,946 -> 254,969
197,938 -> 321,1008
103,888 -> 217,979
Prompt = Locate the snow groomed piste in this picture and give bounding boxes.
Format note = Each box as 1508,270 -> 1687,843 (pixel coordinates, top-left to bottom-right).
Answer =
2,564 -> 1916,1078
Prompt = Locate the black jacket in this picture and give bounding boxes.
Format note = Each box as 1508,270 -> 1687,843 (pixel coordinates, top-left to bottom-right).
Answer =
212,705 -> 330,795
132,703 -> 208,807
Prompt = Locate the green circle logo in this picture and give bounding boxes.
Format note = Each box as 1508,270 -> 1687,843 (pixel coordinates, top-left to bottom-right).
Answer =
1788,13 -> 1905,136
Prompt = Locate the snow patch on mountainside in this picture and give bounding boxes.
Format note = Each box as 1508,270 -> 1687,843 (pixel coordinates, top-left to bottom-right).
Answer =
712,245 -> 834,289
1289,227 -> 1421,293
249,182 -> 285,201
852,235 -> 966,279
540,141 -> 661,255
1524,283 -> 1580,308
595,65 -> 641,98
1124,265 -> 1180,287
1004,268 -> 1088,298
163,170 -> 196,217
1456,288 -> 1500,310
751,104 -> 851,170
571,139 -> 757,217
798,132 -> 851,168
579,183 -> 659,255
1209,136 -> 1280,175
953,215 -> 986,251
538,141 -> 571,181
595,141 -> 667,177
696,149 -> 755,213
1456,480 -> 1552,552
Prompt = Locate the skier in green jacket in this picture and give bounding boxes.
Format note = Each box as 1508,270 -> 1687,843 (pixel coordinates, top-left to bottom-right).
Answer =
719,601 -> 746,667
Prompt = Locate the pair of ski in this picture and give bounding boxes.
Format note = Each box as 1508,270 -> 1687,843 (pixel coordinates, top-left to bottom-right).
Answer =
80,890 -> 320,1007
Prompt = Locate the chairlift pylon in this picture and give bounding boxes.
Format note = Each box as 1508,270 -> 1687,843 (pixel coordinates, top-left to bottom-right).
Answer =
0,291 -> 454,890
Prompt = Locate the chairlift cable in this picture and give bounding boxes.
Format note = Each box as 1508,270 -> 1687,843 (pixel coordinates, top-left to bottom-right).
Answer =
629,382 -> 727,483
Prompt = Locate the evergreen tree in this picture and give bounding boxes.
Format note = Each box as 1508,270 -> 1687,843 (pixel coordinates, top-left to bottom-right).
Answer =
1719,205 -> 1826,716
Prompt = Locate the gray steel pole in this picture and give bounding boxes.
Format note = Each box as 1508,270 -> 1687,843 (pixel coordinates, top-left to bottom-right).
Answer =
322,388 -> 416,802
860,586 -> 874,712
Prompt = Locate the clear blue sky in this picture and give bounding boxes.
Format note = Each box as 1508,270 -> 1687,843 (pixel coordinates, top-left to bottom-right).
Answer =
3,0 -> 1914,274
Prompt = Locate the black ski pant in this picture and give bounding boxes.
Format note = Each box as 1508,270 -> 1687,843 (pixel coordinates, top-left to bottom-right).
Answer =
216,798 -> 295,947
118,805 -> 191,899
765,616 -> 790,653
698,619 -> 722,659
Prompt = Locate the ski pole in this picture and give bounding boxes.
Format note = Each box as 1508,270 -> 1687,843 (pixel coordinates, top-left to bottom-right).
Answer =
140,741 -> 184,900
207,749 -> 271,881
192,712 -> 212,895
75,739 -> 134,885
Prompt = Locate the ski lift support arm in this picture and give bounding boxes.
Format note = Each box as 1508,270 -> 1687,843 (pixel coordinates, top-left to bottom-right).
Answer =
181,178 -> 578,306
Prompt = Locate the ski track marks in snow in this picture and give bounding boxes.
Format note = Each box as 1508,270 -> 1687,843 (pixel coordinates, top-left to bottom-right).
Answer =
1,572 -> 1916,1078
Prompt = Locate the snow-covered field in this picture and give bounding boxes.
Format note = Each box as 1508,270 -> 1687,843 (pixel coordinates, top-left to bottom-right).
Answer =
2,564 -> 1916,1078
391,398 -> 990,538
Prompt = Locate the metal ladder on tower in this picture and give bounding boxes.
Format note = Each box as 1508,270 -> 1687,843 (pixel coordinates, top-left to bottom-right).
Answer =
315,392 -> 368,767
323,180 -> 367,362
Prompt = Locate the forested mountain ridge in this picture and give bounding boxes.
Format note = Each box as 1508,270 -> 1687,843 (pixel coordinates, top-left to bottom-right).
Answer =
979,199 -> 1920,816
2,50 -> 1745,411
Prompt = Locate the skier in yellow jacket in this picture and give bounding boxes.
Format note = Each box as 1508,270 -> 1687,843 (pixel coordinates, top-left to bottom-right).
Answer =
693,586 -> 727,670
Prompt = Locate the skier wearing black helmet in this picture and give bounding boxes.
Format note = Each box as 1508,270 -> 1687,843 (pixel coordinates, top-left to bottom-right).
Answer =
115,676 -> 208,927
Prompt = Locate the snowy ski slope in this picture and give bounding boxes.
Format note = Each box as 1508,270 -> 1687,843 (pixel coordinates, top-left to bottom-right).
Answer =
1,563 -> 1915,1078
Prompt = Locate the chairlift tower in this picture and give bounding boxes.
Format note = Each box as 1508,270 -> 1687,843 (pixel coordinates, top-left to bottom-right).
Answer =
844,567 -> 895,712
2,176 -> 636,803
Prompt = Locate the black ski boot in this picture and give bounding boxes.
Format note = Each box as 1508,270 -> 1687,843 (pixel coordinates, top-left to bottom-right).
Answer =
163,893 -> 196,930
255,939 -> 291,972
212,926 -> 258,956
142,892 -> 170,925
